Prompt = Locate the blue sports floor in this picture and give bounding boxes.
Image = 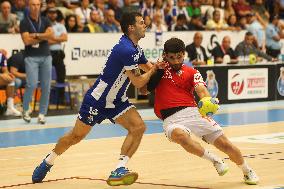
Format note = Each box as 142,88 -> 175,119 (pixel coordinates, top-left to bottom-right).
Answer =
1,100 -> 284,148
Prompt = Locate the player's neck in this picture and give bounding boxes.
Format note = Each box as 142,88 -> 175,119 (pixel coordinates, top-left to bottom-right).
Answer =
128,35 -> 139,46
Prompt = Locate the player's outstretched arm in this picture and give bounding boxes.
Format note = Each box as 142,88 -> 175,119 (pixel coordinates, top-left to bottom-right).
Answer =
126,61 -> 165,88
125,65 -> 158,88
195,85 -> 211,100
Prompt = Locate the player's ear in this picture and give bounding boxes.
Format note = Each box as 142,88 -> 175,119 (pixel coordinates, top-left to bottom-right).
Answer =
128,25 -> 135,33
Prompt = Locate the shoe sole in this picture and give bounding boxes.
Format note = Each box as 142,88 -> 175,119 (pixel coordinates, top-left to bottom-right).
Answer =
218,167 -> 229,176
106,172 -> 138,186
23,118 -> 31,123
245,180 -> 258,185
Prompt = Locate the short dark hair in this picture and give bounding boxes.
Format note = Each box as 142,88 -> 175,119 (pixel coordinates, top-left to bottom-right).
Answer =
120,12 -> 142,35
269,14 -> 279,23
245,31 -> 253,36
164,38 -> 185,54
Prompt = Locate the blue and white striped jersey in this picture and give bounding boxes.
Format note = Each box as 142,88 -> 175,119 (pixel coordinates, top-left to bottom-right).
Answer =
86,35 -> 148,108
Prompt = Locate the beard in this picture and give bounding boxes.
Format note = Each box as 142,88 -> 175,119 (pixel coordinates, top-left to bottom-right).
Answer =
170,63 -> 183,71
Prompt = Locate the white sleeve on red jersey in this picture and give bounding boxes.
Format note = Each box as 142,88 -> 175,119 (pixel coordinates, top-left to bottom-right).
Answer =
192,69 -> 206,88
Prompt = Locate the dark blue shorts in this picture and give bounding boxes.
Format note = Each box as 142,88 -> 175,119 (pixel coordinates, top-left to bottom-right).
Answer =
78,94 -> 135,126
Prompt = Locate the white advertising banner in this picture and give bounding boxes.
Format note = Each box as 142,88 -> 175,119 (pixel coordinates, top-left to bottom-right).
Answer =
0,31 -> 283,76
228,68 -> 268,100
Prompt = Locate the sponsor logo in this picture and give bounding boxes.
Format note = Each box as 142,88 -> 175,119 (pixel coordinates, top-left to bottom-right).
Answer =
277,67 -> 284,96
205,70 -> 218,98
230,73 -> 244,95
230,132 -> 284,144
71,48 -> 110,61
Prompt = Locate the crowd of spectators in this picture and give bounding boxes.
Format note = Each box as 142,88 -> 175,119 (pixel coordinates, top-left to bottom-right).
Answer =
0,0 -> 284,118
0,0 -> 283,33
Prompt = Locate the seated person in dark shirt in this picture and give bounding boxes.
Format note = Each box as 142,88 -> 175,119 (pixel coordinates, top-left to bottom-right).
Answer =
187,15 -> 205,31
170,14 -> 188,31
185,32 -> 208,65
7,51 -> 26,89
211,36 -> 238,64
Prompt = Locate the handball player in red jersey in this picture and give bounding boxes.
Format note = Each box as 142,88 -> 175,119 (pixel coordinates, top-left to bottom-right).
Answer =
147,37 -> 259,185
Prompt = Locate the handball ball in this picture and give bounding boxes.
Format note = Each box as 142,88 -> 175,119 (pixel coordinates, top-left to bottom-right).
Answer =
249,54 -> 257,64
197,97 -> 219,117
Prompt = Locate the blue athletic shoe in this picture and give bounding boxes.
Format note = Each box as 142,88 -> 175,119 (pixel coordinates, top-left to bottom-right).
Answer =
32,159 -> 53,183
106,167 -> 138,186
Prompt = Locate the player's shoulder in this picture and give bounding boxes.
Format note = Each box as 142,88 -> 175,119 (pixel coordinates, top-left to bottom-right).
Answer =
115,40 -> 136,57
183,64 -> 199,73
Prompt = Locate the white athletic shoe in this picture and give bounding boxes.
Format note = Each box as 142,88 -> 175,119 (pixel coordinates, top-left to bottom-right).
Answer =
23,111 -> 31,123
244,170 -> 259,185
5,107 -> 22,116
213,160 -> 229,176
38,114 -> 46,124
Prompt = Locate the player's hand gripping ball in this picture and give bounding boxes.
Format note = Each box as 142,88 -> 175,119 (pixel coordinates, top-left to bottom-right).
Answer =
197,97 -> 220,117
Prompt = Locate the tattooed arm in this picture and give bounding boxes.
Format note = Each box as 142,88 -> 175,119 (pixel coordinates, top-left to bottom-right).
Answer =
125,64 -> 159,88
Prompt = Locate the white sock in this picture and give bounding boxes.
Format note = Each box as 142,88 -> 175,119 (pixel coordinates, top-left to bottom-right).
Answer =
238,161 -> 251,174
45,151 -> 58,165
202,149 -> 222,163
7,97 -> 14,109
115,155 -> 130,169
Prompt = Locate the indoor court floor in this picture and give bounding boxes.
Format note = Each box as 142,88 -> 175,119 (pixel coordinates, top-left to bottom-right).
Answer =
0,100 -> 284,189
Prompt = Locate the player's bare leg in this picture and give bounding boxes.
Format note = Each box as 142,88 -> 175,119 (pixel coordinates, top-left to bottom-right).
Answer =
171,128 -> 229,176
106,107 -> 145,186
214,134 -> 259,184
32,119 -> 92,183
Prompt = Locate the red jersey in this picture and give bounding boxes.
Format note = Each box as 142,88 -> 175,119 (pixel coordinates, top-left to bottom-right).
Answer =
154,63 -> 206,119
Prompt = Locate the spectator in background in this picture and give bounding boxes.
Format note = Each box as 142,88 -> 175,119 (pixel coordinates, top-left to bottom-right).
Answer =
275,0 -> 284,20
141,0 -> 154,18
185,32 -> 208,65
206,9 -> 228,30
20,0 -> 53,124
151,11 -> 167,32
0,1 -> 19,33
108,0 -> 123,22
0,51 -> 22,116
101,9 -> 120,33
238,16 -> 248,30
41,0 -> 56,17
11,0 -> 28,22
83,10 -> 103,33
144,15 -> 152,31
252,0 -> 269,27
61,0 -> 80,10
65,14 -> 80,32
47,7 -> 68,104
171,14 -> 188,31
266,15 -> 284,58
187,15 -> 205,31
90,0 -> 105,22
164,1 -> 174,28
212,36 -> 238,64
233,0 -> 252,19
153,0 -> 165,22
205,0 -> 224,21
74,0 -> 91,27
227,14 -> 242,31
186,0 -> 201,17
175,0 -> 190,21
235,32 -> 275,62
8,51 -> 26,90
121,0 -> 140,14
246,12 -> 265,50
224,0 -> 236,21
